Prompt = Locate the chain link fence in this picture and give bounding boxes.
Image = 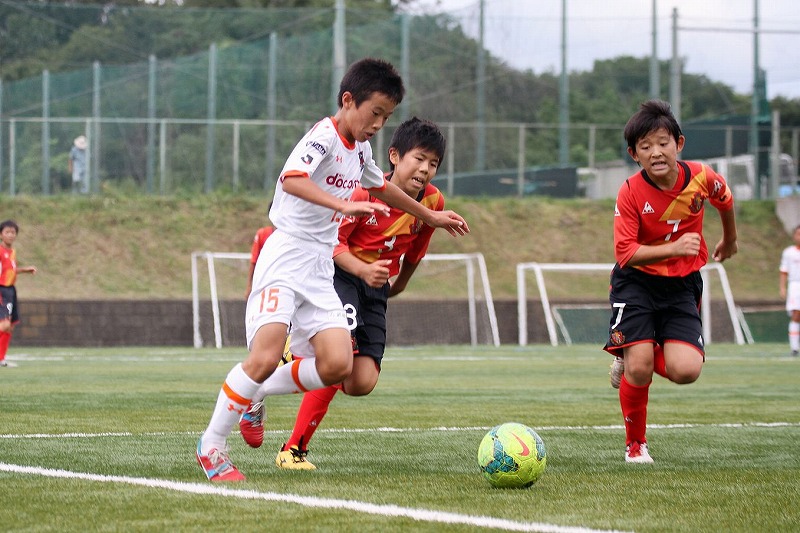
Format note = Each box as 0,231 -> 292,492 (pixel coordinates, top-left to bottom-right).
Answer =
1,3 -> 798,197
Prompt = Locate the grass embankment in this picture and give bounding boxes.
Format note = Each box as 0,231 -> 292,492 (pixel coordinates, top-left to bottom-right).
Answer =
0,193 -> 788,302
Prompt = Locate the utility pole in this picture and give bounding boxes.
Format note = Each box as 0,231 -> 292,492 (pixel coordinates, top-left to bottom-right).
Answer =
750,0 -> 761,198
331,0 -> 346,115
649,0 -> 659,99
669,8 -> 681,123
475,0 -> 486,171
558,0 -> 569,167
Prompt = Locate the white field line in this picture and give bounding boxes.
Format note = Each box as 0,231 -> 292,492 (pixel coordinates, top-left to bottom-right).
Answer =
0,462 -> 630,533
2,421 -> 798,440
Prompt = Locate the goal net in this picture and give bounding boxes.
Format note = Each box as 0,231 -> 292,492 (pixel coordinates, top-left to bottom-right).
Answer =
191,251 -> 499,348
516,262 -> 746,346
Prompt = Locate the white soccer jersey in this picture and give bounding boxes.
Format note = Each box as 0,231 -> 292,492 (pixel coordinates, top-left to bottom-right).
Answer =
780,245 -> 800,283
269,117 -> 385,247
781,244 -> 800,312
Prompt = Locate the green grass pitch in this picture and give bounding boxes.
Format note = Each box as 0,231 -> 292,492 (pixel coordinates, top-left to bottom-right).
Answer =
1,344 -> 798,532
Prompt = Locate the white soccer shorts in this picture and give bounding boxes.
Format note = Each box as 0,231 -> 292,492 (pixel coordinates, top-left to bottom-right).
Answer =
245,230 -> 347,351
787,281 -> 800,314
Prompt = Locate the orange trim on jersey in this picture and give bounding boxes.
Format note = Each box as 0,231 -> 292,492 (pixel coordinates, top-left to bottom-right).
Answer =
329,116 -> 355,150
280,170 -> 309,182
365,180 -> 387,193
290,360 -> 309,393
222,381 -> 250,405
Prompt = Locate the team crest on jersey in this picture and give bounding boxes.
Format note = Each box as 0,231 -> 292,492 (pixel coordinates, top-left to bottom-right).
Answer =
410,219 -> 423,234
689,192 -> 705,214
358,150 -> 365,170
641,201 -> 655,215
301,154 -> 314,165
610,329 -> 625,346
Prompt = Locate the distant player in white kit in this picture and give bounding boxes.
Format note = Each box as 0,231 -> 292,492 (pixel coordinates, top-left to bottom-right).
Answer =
195,57 -> 470,482
779,224 -> 800,357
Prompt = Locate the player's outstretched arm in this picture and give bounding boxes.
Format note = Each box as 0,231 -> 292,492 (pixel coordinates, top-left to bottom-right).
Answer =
282,177 -> 390,218
370,181 -> 469,237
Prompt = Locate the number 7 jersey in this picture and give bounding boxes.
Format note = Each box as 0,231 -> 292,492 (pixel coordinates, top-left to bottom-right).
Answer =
613,160 -> 734,277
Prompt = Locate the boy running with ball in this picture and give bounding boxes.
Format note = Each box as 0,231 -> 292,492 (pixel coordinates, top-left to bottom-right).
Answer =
195,59 -> 469,482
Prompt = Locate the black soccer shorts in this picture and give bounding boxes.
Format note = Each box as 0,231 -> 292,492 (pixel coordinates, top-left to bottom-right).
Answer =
334,265 -> 390,368
604,265 -> 704,356
0,285 -> 19,324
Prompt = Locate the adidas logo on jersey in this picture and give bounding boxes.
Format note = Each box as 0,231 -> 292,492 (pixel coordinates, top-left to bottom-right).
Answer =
641,202 -> 655,215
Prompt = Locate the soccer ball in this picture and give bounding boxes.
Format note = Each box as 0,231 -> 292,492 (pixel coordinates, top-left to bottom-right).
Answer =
477,422 -> 547,488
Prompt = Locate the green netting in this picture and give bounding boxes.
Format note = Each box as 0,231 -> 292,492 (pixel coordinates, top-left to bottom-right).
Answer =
551,306 -> 610,345
741,309 -> 790,343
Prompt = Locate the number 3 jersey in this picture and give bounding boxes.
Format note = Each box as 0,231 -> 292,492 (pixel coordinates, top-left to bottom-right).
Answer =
334,177 -> 444,276
613,160 -> 734,277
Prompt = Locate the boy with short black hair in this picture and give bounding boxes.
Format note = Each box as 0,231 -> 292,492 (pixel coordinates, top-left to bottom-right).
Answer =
196,58 -> 469,482
605,99 -> 738,464
240,117 -> 449,469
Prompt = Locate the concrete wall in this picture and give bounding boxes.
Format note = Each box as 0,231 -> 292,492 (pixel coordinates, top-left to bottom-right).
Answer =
12,298 -> 759,348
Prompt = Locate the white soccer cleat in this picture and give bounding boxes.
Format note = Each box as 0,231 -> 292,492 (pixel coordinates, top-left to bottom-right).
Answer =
625,441 -> 654,464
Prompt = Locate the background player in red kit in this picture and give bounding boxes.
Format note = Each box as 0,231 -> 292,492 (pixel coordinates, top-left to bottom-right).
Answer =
241,117 -> 448,469
0,220 -> 37,367
246,224 -> 275,297
604,100 -> 738,464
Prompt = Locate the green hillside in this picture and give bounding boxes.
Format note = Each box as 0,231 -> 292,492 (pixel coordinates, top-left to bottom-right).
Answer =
0,193 -> 789,304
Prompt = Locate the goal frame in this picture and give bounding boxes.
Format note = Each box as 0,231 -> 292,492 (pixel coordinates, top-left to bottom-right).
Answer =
192,251 -> 500,348
516,262 -> 745,346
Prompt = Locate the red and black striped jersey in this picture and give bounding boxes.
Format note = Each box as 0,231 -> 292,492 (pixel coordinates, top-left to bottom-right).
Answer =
334,182 -> 444,277
614,160 -> 734,277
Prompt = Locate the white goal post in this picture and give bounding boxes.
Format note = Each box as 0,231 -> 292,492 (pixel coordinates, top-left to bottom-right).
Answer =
192,251 -> 500,348
191,251 -> 249,349
516,262 -> 746,347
